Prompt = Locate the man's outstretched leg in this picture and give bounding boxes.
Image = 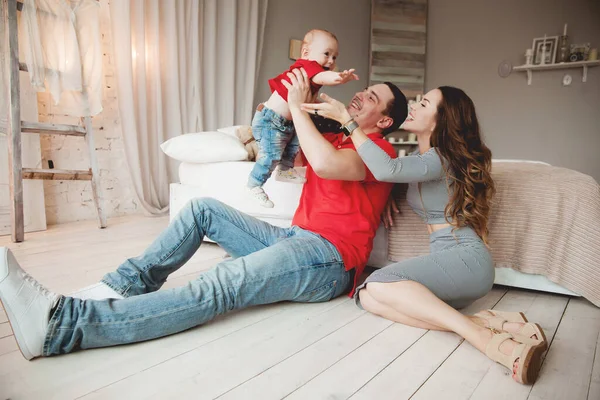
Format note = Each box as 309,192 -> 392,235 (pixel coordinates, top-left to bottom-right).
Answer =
72,197 -> 288,300
0,227 -> 352,359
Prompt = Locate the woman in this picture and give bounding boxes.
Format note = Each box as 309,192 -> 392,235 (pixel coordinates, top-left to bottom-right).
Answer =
296,75 -> 548,384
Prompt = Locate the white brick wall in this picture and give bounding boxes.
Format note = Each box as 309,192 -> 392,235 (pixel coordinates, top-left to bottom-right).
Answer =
38,0 -> 139,225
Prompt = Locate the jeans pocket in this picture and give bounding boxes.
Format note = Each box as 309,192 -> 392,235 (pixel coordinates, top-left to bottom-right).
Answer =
294,280 -> 338,303
270,116 -> 293,134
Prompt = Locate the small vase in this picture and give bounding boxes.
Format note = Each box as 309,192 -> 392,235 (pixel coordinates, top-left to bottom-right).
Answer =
558,35 -> 569,63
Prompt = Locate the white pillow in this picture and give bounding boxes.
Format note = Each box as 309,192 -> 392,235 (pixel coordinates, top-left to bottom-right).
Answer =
217,125 -> 244,137
160,131 -> 248,163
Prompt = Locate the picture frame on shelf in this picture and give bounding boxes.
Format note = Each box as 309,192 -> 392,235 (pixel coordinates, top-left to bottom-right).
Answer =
289,39 -> 302,60
532,36 -> 559,64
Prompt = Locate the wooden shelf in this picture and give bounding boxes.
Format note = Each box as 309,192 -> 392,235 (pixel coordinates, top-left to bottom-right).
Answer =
22,168 -> 93,181
513,60 -> 599,85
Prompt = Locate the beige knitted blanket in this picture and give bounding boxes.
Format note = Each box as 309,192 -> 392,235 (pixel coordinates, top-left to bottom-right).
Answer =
388,162 -> 600,307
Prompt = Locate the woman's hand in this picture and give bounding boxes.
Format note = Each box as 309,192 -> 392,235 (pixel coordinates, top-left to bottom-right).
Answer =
300,93 -> 352,124
382,195 -> 399,229
281,68 -> 311,110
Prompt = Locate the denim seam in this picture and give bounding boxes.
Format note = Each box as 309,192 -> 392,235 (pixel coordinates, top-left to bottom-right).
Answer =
56,292 -> 224,328
105,201 -> 279,296
297,279 -> 338,301
151,221 -> 197,271
101,279 -> 128,297
318,235 -> 343,264
241,260 -> 344,286
223,262 -> 340,310
104,220 -> 197,296
297,229 -> 343,264
206,208 -> 273,249
43,296 -> 65,356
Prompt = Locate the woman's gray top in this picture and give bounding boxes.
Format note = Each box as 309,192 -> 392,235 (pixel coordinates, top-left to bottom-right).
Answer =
357,139 -> 452,224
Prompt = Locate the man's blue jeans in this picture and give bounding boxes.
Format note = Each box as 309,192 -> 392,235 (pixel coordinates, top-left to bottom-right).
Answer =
42,198 -> 352,355
247,105 -> 299,188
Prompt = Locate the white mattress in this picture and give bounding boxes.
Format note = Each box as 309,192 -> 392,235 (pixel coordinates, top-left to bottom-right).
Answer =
178,161 -> 304,220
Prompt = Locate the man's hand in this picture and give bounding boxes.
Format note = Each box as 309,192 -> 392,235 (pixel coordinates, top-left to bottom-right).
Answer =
300,93 -> 351,125
282,68 -> 311,110
382,194 -> 400,229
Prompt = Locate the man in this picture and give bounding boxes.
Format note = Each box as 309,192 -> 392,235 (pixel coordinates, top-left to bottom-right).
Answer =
0,69 -> 408,359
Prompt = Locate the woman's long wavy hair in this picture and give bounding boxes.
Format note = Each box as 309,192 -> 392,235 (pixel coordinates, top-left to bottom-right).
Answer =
430,86 -> 495,244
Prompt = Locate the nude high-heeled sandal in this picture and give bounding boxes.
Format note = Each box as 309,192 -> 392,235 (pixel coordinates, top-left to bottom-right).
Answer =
474,310 -> 547,347
485,331 -> 546,384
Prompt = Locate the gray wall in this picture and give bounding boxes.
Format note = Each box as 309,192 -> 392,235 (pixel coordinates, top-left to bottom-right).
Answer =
254,0 -> 371,108
426,0 -> 600,182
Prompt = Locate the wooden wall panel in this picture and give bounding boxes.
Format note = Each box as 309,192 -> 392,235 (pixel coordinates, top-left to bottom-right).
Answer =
370,0 -> 428,101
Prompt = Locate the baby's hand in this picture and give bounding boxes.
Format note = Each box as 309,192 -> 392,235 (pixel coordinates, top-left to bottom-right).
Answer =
336,69 -> 359,84
312,70 -> 359,86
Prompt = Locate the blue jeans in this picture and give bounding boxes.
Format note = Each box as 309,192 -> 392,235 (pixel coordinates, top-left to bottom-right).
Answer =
42,198 -> 352,355
247,105 -> 299,188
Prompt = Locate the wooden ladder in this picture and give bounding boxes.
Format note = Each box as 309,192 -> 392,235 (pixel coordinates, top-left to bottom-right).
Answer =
1,0 -> 106,242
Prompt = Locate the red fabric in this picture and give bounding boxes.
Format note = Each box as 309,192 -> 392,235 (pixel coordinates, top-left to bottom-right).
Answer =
268,59 -> 325,101
292,133 -> 397,296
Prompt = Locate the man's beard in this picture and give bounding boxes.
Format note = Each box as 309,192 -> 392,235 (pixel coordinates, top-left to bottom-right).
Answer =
309,113 -> 343,134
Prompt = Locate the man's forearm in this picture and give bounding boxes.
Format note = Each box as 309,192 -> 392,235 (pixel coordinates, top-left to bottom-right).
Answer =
290,107 -> 367,180
290,107 -> 336,171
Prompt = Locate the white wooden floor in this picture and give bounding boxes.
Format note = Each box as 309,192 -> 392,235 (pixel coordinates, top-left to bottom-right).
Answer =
0,215 -> 599,400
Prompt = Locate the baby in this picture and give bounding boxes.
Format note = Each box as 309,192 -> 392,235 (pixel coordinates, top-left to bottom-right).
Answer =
247,29 -> 358,207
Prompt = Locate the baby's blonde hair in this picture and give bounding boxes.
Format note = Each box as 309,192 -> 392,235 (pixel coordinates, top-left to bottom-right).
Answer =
301,29 -> 338,53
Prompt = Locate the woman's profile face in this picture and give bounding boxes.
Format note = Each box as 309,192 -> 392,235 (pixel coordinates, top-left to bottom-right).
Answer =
402,88 -> 441,135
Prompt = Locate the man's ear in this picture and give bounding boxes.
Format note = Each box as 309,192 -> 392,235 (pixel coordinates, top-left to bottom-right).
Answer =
377,116 -> 393,131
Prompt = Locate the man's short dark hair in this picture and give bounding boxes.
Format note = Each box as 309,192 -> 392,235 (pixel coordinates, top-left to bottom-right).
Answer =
382,82 -> 408,136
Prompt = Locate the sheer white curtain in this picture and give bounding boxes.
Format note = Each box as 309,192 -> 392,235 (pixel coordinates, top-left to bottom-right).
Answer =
109,0 -> 268,215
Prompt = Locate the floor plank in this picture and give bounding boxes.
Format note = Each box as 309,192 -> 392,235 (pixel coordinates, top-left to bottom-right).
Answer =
284,287 -> 506,400
0,323 -> 11,339
425,289 -> 570,400
347,287 -> 508,400
217,312 -> 394,400
0,335 -> 18,357
527,298 -> 600,400
287,322 -> 427,400
588,328 -> 600,400
351,330 -> 464,400
1,215 -> 599,400
83,299 -> 359,400
0,303 -> 294,400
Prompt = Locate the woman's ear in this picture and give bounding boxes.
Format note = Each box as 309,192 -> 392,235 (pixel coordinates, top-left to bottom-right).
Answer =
376,116 -> 393,131
429,119 -> 437,133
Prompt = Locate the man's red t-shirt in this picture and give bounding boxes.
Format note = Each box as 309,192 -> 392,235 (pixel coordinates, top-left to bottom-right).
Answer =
292,133 -> 397,296
268,59 -> 325,101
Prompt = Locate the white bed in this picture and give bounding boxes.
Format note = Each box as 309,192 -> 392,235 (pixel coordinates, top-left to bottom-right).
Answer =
170,161 -> 390,266
174,161 -> 302,226
170,160 -> 578,297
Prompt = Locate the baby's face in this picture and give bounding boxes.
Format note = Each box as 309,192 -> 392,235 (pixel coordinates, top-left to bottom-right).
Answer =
304,34 -> 338,70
